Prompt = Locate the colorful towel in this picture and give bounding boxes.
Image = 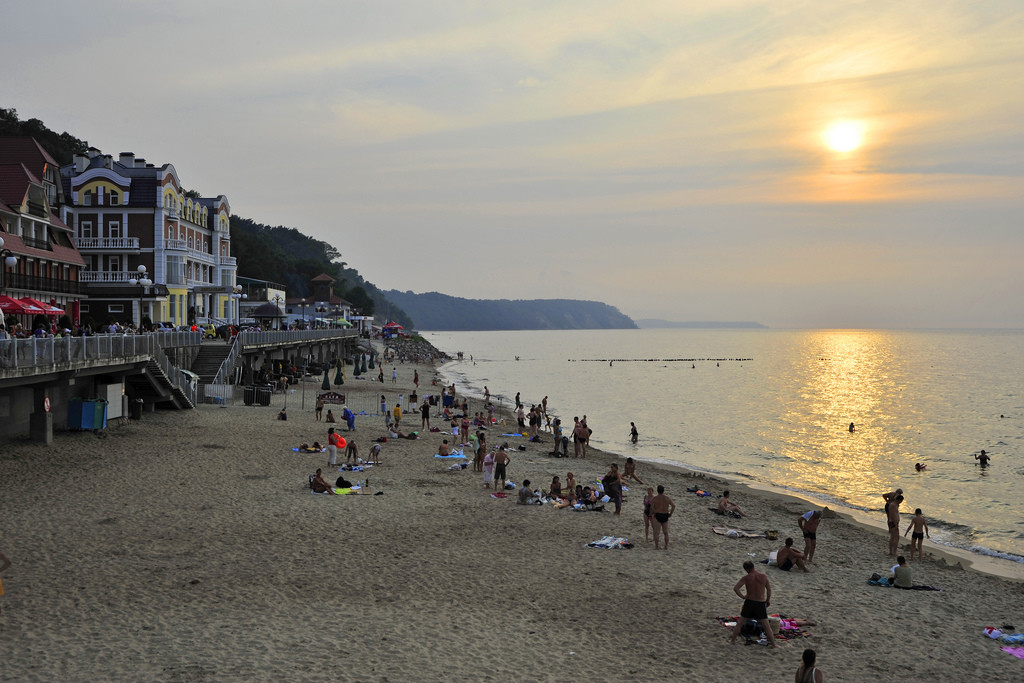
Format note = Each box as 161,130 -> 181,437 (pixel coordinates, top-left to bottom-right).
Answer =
687,486 -> 712,497
490,492 -> 507,499
587,536 -> 633,549
716,616 -> 811,643
435,449 -> 466,458
711,526 -> 764,538
501,433 -> 522,437
1001,647 -> 1024,659
292,447 -> 325,453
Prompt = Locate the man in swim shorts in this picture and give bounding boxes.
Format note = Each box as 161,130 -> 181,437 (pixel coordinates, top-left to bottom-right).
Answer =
904,508 -> 930,561
776,537 -> 809,572
886,494 -> 903,556
798,510 -> 822,563
650,485 -> 676,550
730,560 -> 776,648
493,448 -> 510,491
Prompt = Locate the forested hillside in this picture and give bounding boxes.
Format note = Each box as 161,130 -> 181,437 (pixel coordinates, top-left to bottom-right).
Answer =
382,290 -> 636,331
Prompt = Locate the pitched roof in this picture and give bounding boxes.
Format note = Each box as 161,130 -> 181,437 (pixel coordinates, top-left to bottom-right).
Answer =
311,273 -> 336,283
0,162 -> 34,208
0,137 -> 59,179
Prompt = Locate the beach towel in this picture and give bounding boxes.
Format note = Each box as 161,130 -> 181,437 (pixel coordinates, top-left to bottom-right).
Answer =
711,526 -> 764,538
434,449 -> 466,458
717,616 -> 811,643
501,433 -> 522,437
1001,647 -> 1024,659
687,486 -> 712,497
999,633 -> 1024,644
586,536 -> 633,549
490,492 -> 507,499
292,447 -> 325,453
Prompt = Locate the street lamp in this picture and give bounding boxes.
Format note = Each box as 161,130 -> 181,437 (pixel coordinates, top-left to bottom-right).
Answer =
128,264 -> 152,330
231,284 -> 246,327
0,236 -> 19,331
315,303 -> 327,329
300,298 -> 306,329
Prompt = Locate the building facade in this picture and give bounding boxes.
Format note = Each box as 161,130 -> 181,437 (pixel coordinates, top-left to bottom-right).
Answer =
60,148 -> 236,328
0,137 -> 86,330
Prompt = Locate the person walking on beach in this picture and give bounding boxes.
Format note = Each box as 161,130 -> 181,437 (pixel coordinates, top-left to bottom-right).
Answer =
729,561 -> 777,648
413,369 -> 419,388
795,649 -> 824,683
886,494 -> 903,556
515,391 -> 521,409
905,508 -> 929,561
541,396 -> 548,417
798,510 -> 822,563
629,422 -> 639,444
315,396 -> 324,422
393,403 -> 402,430
493,448 -> 510,491
392,367 -> 397,384
650,485 -> 676,550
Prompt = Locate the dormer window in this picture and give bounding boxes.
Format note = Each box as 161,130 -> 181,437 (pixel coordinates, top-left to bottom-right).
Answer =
110,192 -> 119,206
83,190 -> 94,206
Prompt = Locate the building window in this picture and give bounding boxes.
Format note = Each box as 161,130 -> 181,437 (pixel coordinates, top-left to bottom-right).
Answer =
108,221 -> 121,239
109,192 -> 119,206
80,304 -> 90,313
83,191 -> 94,206
109,304 -> 124,313
80,221 -> 93,239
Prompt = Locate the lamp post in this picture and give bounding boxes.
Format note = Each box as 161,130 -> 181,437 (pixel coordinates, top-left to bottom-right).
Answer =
300,298 -> 306,329
0,236 -> 19,331
231,284 -> 246,327
315,304 -> 327,329
128,264 -> 152,331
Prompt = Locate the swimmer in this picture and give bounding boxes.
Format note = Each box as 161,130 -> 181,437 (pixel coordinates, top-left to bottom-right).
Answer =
848,422 -> 855,432
915,463 -> 927,472
975,450 -> 991,466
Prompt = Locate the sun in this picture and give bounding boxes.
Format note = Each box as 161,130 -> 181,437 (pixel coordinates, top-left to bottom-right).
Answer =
822,120 -> 865,153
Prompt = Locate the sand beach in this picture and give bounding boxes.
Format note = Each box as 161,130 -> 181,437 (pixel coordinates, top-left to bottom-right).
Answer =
1,356 -> 1022,682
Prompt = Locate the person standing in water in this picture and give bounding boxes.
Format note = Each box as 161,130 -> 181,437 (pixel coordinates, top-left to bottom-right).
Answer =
629,422 -> 639,444
975,450 -> 991,466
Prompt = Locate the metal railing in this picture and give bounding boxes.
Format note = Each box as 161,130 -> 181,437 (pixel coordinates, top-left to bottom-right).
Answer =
238,328 -> 353,346
3,272 -> 86,295
212,336 -> 242,386
0,333 -> 201,406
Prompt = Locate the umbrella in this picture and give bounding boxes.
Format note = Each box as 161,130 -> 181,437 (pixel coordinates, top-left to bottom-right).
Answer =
321,367 -> 331,390
353,357 -> 361,377
360,354 -> 367,373
19,297 -> 64,317
334,360 -> 344,385
0,295 -> 44,315
368,351 -> 375,369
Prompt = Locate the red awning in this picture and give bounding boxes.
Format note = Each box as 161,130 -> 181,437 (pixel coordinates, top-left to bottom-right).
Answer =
383,322 -> 404,329
0,295 -> 43,315
20,297 -> 65,316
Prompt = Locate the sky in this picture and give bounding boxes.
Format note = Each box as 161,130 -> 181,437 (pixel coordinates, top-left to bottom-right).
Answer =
3,1 -> 1023,328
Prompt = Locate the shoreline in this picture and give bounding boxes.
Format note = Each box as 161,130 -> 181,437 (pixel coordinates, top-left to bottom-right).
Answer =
435,358 -> 1024,583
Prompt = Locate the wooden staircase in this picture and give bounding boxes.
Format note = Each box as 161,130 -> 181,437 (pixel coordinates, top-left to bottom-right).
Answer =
190,342 -> 233,384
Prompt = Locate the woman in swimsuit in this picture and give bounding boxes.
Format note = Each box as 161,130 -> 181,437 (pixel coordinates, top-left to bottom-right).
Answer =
643,487 -> 655,541
795,648 -> 823,683
549,476 -> 562,498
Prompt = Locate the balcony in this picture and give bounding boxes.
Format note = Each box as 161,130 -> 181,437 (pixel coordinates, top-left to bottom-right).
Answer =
76,237 -> 140,251
80,270 -> 140,284
3,272 -> 85,295
165,239 -> 188,251
219,256 -> 237,267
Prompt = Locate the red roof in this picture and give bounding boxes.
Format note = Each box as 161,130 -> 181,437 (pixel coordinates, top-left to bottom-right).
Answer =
0,137 -> 59,180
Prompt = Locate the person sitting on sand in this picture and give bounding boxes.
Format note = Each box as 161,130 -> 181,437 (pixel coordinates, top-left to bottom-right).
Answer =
891,555 -> 913,588
325,410 -> 336,423
549,476 -> 562,497
310,468 -> 335,494
438,439 -> 450,457
718,490 -> 746,517
565,472 -> 577,492
623,457 -> 644,484
518,479 -> 540,505
776,538 -> 810,572
795,648 -> 824,683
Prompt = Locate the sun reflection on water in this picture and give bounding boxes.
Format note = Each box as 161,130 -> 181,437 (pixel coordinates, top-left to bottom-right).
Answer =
774,330 -> 912,509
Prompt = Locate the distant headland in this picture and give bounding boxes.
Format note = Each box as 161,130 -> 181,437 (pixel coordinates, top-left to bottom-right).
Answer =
635,319 -> 768,329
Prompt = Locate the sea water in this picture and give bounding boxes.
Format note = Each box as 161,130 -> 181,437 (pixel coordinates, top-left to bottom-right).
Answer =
425,328 -> 1024,567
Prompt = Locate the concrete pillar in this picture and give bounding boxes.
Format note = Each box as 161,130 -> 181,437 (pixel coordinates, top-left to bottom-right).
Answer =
30,386 -> 53,445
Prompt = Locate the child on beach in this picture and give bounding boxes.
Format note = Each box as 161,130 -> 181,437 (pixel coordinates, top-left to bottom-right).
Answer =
643,487 -> 655,541
904,508 -> 930,561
